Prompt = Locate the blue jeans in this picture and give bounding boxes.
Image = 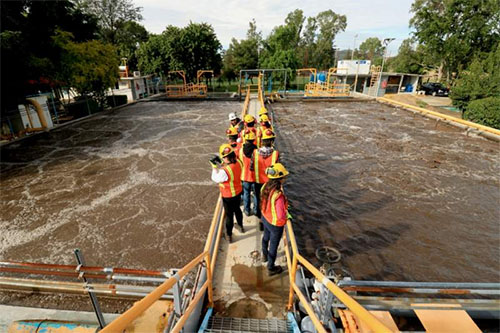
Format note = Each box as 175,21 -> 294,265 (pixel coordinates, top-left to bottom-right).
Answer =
261,216 -> 284,270
242,181 -> 257,215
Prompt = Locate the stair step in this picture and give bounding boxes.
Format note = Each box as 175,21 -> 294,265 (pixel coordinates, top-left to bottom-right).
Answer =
205,316 -> 291,333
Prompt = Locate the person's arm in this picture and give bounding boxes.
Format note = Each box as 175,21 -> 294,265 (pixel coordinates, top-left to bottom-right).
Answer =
275,195 -> 287,221
211,168 -> 228,183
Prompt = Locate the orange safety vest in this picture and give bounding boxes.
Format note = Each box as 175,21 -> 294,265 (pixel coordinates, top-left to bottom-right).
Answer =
261,186 -> 288,227
219,160 -> 243,198
254,149 -> 279,184
239,149 -> 255,182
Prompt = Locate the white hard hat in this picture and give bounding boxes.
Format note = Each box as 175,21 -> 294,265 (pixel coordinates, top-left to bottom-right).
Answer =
228,112 -> 237,121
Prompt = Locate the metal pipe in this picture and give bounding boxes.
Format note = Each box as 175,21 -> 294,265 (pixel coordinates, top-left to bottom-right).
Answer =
341,286 -> 499,296
101,251 -> 207,332
171,281 -> 209,333
292,283 -> 327,333
0,261 -> 170,277
338,280 -> 500,289
0,277 -> 173,299
298,254 -> 390,333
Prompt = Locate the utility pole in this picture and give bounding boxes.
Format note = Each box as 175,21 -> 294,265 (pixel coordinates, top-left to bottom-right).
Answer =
351,34 -> 358,60
376,38 -> 395,97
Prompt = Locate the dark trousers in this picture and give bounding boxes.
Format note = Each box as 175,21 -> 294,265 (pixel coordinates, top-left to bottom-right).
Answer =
254,183 -> 263,218
261,216 -> 284,270
222,194 -> 243,237
242,181 -> 257,215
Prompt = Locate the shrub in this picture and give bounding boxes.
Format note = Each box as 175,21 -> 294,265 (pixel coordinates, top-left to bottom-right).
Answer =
106,95 -> 128,107
464,97 -> 500,129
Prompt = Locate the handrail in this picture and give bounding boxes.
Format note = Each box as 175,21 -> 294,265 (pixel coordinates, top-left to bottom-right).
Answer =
283,221 -> 391,332
100,251 -> 208,332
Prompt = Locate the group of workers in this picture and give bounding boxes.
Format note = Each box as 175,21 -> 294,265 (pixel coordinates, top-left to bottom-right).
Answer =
209,106 -> 290,276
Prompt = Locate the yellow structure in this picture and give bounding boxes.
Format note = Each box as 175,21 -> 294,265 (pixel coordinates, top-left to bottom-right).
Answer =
164,70 -> 211,98
303,67 -> 350,97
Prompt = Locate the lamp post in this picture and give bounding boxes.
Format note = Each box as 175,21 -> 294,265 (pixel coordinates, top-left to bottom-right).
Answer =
351,34 -> 358,60
375,38 -> 395,97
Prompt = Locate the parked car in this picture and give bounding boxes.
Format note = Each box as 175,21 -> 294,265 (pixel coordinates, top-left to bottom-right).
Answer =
419,82 -> 450,96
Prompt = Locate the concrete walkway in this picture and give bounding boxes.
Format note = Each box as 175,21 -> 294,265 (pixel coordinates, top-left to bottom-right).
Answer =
212,97 -> 289,319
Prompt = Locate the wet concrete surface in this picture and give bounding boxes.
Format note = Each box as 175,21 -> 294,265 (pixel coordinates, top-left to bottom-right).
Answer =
0,100 -> 238,311
273,100 -> 500,282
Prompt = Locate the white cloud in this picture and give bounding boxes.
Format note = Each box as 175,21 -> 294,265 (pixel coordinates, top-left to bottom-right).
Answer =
134,0 -> 415,54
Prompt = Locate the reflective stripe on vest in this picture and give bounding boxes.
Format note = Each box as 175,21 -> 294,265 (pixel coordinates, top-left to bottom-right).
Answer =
219,160 -> 243,198
239,149 -> 255,182
254,150 -> 260,183
262,187 -> 288,226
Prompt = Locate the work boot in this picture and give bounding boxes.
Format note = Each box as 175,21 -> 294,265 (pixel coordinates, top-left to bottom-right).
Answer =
268,265 -> 283,276
228,235 -> 233,243
262,253 -> 268,263
239,225 -> 245,233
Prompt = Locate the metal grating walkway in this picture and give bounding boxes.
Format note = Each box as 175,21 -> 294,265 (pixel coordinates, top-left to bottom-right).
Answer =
205,317 -> 291,332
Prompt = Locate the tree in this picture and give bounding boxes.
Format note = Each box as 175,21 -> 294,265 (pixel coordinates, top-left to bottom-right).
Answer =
54,30 -> 119,106
115,21 -> 148,71
356,37 -> 383,64
388,38 -> 425,74
301,17 -> 317,67
76,0 -> 142,44
222,20 -> 261,80
1,0 -> 98,112
410,0 -> 500,82
137,23 -> 222,81
450,44 -> 500,111
313,10 -> 347,68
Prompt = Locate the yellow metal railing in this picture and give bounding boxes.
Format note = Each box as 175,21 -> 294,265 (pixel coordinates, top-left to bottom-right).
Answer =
100,251 -> 213,332
283,222 -> 391,332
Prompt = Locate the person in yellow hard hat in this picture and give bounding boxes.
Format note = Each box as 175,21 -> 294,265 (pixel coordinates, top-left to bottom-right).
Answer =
252,128 -> 279,229
210,144 -> 244,242
226,127 -> 242,156
239,130 -> 257,217
260,163 -> 289,276
243,114 -> 257,143
256,114 -> 273,148
259,106 -> 272,123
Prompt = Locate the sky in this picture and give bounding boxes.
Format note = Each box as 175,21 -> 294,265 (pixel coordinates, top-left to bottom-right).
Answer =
134,0 -> 415,56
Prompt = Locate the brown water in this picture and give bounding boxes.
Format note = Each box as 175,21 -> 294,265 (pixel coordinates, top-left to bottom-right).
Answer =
0,101 -> 237,270
273,101 -> 500,282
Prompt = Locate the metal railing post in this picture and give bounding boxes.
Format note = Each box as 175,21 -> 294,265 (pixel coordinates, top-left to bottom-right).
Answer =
74,249 -> 106,329
205,254 -> 214,307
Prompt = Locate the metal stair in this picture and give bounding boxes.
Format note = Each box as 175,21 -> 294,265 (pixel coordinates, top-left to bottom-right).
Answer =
204,316 -> 291,333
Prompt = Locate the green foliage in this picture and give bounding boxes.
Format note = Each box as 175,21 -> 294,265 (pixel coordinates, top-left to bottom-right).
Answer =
54,30 -> 119,106
463,97 -> 500,129
1,0 -> 99,111
355,37 -> 383,64
115,21 -> 148,71
222,20 -> 261,81
388,38 -> 425,74
260,24 -> 301,70
137,23 -> 222,81
76,0 -> 142,44
410,0 -> 500,81
450,45 -> 500,110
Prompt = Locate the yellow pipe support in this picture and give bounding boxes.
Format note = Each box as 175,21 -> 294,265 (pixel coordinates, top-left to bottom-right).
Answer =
26,98 -> 49,129
297,254 -> 392,333
292,283 -> 327,333
377,97 -> 500,137
101,251 -> 207,333
171,281 -> 209,333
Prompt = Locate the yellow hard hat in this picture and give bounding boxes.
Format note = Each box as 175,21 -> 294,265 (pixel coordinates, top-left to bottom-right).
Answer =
259,107 -> 268,115
266,163 -> 289,179
226,127 -> 238,136
262,129 -> 275,140
243,130 -> 256,141
260,114 -> 269,123
219,144 -> 234,158
244,114 -> 255,123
